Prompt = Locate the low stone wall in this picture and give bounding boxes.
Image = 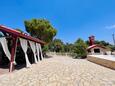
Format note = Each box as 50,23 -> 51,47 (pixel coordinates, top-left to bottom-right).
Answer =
46,52 -> 76,57
87,55 -> 115,69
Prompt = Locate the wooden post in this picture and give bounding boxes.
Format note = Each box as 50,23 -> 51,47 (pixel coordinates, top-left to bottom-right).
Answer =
9,36 -> 17,72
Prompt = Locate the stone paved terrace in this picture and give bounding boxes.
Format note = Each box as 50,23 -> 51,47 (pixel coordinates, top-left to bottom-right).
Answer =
0,55 -> 115,86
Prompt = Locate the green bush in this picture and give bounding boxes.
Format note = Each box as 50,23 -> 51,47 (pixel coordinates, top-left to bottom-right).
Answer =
73,38 -> 87,59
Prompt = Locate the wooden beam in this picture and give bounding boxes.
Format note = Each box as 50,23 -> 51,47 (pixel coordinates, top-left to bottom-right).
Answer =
0,25 -> 45,45
9,36 -> 17,72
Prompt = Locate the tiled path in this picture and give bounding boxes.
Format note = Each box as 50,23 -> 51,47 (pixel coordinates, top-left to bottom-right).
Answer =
0,56 -> 115,86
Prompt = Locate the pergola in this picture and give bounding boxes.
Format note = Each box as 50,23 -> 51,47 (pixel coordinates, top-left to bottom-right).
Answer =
0,25 -> 45,72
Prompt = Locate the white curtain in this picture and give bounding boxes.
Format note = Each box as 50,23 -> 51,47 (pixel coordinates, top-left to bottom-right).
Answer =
36,43 -> 40,61
29,41 -> 38,63
0,37 -> 11,61
38,43 -> 43,60
0,37 -> 18,65
19,38 -> 31,67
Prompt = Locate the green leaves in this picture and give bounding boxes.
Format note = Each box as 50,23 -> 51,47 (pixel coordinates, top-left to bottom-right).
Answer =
73,38 -> 87,58
24,19 -> 57,43
48,39 -> 64,52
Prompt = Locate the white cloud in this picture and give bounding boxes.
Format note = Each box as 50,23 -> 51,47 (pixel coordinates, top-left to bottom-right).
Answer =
105,24 -> 115,30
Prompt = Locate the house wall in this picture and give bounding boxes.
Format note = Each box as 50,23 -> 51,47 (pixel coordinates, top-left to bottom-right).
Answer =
89,47 -> 106,55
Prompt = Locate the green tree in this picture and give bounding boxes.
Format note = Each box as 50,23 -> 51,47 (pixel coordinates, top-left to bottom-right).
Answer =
85,40 -> 110,46
85,40 -> 90,46
64,43 -> 74,53
24,19 -> 57,43
94,40 -> 110,46
74,38 -> 87,58
48,39 -> 64,52
99,41 -> 110,46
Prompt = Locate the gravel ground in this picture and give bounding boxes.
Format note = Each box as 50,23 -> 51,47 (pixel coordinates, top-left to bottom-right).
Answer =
0,55 -> 115,86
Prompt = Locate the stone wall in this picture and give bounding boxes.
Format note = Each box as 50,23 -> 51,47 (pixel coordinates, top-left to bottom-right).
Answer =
87,55 -> 115,69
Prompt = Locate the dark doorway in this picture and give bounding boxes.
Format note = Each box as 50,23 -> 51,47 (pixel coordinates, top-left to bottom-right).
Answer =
94,49 -> 100,53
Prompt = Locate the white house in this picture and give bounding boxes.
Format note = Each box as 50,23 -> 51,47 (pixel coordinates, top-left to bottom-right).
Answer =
87,44 -> 107,55
87,36 -> 110,55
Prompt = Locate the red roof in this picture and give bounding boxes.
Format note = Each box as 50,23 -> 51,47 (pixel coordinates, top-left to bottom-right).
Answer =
87,44 -> 106,50
0,25 -> 45,45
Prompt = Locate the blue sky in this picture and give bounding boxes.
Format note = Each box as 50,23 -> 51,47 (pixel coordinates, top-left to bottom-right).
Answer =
0,0 -> 115,44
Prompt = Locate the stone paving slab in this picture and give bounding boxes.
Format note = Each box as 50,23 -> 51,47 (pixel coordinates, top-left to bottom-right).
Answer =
0,56 -> 115,86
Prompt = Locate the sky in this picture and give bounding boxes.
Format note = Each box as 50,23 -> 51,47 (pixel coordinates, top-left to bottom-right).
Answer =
0,0 -> 115,44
